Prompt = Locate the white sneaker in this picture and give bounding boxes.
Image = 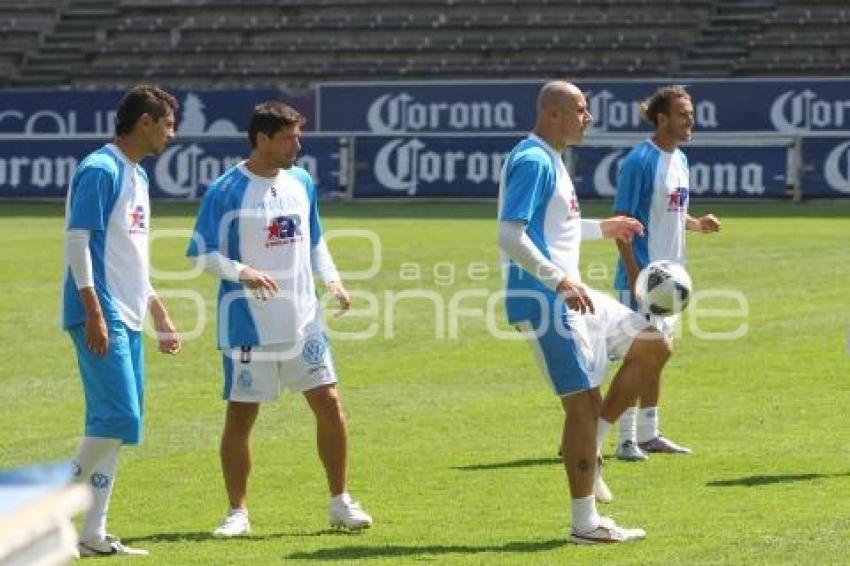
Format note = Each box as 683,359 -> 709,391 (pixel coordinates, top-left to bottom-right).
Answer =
77,534 -> 149,557
616,440 -> 649,462
570,516 -> 646,544
328,496 -> 372,530
213,509 -> 251,538
594,455 -> 613,504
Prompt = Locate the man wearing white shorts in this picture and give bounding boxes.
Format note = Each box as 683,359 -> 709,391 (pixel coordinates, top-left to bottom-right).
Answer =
498,81 -> 672,544
187,101 -> 371,537
612,85 -> 721,461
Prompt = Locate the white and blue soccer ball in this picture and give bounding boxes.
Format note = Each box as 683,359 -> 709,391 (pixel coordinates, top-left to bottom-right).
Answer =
634,260 -> 693,316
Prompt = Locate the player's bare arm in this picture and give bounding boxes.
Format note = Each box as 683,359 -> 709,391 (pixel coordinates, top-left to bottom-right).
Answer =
686,213 -> 721,233
80,286 -> 108,355
149,295 -> 181,354
238,265 -> 279,301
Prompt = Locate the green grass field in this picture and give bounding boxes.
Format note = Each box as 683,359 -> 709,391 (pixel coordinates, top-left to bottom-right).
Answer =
1,200 -> 849,565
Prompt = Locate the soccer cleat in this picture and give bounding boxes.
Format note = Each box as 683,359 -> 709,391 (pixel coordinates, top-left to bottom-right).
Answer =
639,435 -> 692,454
329,496 -> 373,530
594,455 -> 613,504
569,516 -> 646,544
213,509 -> 251,538
616,440 -> 649,461
77,534 -> 149,557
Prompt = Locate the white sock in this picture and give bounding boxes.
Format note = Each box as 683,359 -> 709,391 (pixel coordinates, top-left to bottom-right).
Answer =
80,448 -> 119,542
618,406 -> 638,444
571,494 -> 601,533
331,492 -> 352,506
637,406 -> 659,444
72,436 -> 121,481
228,507 -> 248,517
595,418 -> 612,454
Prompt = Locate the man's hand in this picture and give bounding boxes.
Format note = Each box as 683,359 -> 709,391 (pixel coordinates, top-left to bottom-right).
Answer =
239,266 -> 279,301
601,215 -> 644,243
693,214 -> 721,233
326,281 -> 351,319
556,278 -> 594,314
85,311 -> 109,356
154,316 -> 181,355
149,295 -> 181,354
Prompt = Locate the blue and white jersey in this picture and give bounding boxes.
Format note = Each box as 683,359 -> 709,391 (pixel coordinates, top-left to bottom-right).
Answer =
613,139 -> 689,290
187,162 -> 324,349
62,144 -> 152,331
498,134 -> 582,324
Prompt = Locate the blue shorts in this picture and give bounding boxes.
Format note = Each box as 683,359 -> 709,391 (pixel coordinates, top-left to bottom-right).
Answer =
68,320 -> 144,445
518,288 -> 647,397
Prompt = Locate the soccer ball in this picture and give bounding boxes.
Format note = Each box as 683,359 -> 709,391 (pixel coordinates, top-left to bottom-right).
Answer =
634,260 -> 693,316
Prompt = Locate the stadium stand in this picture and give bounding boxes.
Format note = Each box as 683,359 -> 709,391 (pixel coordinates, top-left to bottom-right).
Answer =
2,0 -> 847,88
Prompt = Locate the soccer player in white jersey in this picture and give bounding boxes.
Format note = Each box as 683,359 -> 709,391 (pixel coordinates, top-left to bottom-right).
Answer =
187,101 -> 372,537
62,85 -> 181,557
498,81 -> 674,544
612,86 -> 721,462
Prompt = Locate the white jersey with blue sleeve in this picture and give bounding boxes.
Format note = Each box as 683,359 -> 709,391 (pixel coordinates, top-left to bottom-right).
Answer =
613,139 -> 689,290
187,162 -> 324,349
498,134 -> 583,324
62,144 -> 152,331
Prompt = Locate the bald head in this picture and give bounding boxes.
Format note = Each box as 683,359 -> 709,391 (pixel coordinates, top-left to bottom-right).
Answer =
533,80 -> 592,150
536,81 -> 583,116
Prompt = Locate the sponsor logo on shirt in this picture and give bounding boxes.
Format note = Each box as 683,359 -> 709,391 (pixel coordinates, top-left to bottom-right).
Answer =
237,369 -> 253,390
129,205 -> 147,234
667,187 -> 688,211
266,214 -> 303,247
567,192 -> 581,218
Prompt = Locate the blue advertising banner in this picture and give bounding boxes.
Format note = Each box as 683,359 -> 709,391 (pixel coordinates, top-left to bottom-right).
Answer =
801,138 -> 850,197
319,79 -> 850,135
0,136 -> 343,199
573,145 -> 790,198
351,136 -> 791,199
352,135 -> 517,198
0,88 -> 315,136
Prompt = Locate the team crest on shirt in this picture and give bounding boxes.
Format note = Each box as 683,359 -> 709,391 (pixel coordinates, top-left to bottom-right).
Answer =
266,214 -> 303,247
667,187 -> 689,211
90,472 -> 110,489
128,205 -> 147,234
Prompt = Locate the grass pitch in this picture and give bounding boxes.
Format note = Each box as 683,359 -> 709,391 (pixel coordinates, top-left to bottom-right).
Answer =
1,200 -> 848,565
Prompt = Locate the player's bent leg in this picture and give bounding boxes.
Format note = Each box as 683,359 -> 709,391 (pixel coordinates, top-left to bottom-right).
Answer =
600,329 -> 671,425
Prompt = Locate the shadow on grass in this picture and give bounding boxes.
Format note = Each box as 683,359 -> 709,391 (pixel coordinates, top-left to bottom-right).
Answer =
452,457 -> 560,471
706,471 -> 850,487
285,538 -> 566,560
122,528 -> 361,544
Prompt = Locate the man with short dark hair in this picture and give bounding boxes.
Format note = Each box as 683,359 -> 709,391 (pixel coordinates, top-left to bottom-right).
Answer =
612,85 -> 721,461
62,84 -> 181,557
187,100 -> 372,538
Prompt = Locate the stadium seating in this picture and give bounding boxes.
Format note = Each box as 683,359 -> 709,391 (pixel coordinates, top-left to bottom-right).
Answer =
2,0 -> 848,87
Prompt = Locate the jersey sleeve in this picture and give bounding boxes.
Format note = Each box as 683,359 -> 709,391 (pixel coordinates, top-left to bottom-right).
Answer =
613,157 -> 646,217
300,170 -> 323,248
187,188 -> 224,257
67,167 -> 117,232
499,154 -> 550,223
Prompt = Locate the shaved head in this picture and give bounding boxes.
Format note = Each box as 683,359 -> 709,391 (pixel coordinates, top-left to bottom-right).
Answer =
536,81 -> 583,115
533,80 -> 592,150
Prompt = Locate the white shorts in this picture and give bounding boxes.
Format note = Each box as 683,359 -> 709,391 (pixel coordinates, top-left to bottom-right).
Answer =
222,330 -> 337,403
618,290 -> 681,340
518,288 -> 651,396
